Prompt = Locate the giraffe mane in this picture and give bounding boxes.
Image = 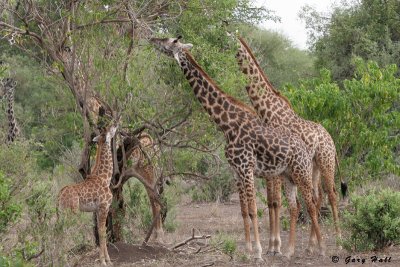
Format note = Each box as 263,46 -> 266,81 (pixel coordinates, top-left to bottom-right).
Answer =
238,37 -> 293,109
91,135 -> 105,173
184,50 -> 257,115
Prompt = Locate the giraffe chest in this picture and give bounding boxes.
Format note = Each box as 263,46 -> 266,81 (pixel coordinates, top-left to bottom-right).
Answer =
225,128 -> 292,178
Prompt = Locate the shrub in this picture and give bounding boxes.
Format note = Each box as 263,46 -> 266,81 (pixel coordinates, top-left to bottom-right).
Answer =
0,172 -> 22,233
190,171 -> 235,203
222,238 -> 237,257
124,177 -> 180,238
211,233 -> 237,258
341,189 -> 400,251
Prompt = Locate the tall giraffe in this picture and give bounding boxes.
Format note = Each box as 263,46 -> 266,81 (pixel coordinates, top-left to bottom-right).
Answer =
0,78 -> 20,143
58,123 -> 118,266
58,48 -> 164,240
236,37 -> 347,253
150,36 -> 325,260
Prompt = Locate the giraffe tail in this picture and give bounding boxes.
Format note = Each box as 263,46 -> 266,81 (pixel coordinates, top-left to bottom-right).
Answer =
335,155 -> 348,199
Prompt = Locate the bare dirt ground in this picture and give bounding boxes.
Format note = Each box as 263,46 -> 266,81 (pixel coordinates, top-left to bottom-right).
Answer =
78,193 -> 400,267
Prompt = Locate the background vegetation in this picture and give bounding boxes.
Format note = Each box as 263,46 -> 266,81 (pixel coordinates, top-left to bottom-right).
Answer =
0,0 -> 399,265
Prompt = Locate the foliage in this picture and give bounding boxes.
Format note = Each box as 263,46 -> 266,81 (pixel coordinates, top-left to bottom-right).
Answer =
238,25 -> 317,88
190,166 -> 235,203
211,233 -> 237,257
0,53 -> 82,169
125,178 -> 181,236
0,172 -> 22,233
301,0 -> 400,80
222,237 -> 237,257
285,59 -> 400,184
341,189 -> 400,251
0,254 -> 31,267
125,179 -> 154,231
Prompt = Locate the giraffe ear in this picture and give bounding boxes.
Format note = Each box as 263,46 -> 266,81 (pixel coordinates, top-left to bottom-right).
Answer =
12,81 -> 17,87
182,43 -> 193,50
92,135 -> 100,142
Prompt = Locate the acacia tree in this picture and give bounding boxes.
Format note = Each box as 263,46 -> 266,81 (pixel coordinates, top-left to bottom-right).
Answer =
0,0 -> 189,243
0,0 -> 272,245
300,0 -> 400,81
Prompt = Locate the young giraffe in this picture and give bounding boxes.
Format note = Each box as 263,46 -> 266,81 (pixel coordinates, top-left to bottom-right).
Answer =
236,37 -> 347,253
58,48 -> 165,240
0,78 -> 20,143
58,123 -> 117,266
150,36 -> 325,260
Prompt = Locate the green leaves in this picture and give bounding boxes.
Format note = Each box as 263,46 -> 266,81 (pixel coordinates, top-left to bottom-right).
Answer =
285,60 -> 400,183
0,172 -> 22,233
302,0 -> 400,81
342,189 -> 400,251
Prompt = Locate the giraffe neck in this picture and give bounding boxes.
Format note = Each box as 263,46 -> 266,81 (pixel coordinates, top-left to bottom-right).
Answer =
90,140 -> 113,185
237,39 -> 294,125
6,89 -> 19,142
177,51 -> 256,135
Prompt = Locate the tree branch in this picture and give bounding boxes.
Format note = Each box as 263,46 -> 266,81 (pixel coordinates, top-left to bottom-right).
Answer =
171,229 -> 211,250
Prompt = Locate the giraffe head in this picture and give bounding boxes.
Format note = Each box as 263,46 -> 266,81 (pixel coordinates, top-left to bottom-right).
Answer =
150,36 -> 193,61
0,78 -> 16,99
93,123 -> 118,145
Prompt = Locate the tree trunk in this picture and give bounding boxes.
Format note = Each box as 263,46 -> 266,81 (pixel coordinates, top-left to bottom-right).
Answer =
107,186 -> 126,242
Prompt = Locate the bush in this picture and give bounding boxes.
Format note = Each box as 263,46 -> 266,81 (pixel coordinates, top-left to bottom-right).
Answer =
190,171 -> 235,203
285,60 -> 400,185
124,178 -> 181,239
211,233 -> 237,258
341,189 -> 400,251
0,172 -> 22,233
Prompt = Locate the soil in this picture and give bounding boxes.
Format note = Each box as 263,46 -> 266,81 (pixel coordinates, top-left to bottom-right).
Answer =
77,193 -> 400,267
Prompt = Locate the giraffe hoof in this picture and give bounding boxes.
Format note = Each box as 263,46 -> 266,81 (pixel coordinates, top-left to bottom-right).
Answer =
284,252 -> 293,259
305,247 -> 314,255
254,257 -> 264,265
266,251 -> 274,256
274,251 -> 282,256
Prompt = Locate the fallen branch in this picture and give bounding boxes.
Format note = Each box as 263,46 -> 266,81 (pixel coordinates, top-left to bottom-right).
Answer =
24,248 -> 44,261
171,229 -> 211,250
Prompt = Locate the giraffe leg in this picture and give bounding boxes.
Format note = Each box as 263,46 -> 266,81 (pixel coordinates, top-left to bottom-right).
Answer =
308,163 -> 322,252
298,178 -> 325,256
245,179 -> 263,260
324,171 -> 341,239
273,176 -> 282,255
317,140 -> 342,245
98,207 -> 111,266
236,177 -> 252,255
266,177 -> 276,255
283,177 -> 298,259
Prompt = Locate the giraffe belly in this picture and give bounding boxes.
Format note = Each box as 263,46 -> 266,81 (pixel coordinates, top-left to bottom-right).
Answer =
254,159 -> 287,178
79,199 -> 100,212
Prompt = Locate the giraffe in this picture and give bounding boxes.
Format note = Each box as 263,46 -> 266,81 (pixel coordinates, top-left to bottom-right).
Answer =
0,78 -> 20,143
128,132 -> 165,240
150,36 -> 325,260
58,48 -> 165,241
235,36 -> 347,253
58,123 -> 118,266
